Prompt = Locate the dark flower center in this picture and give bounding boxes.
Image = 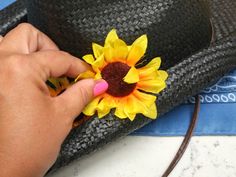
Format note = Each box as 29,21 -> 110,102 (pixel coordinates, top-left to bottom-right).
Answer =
101,62 -> 136,97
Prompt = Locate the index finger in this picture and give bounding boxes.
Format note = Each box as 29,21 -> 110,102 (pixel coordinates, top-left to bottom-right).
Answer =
28,50 -> 91,80
0,23 -> 59,54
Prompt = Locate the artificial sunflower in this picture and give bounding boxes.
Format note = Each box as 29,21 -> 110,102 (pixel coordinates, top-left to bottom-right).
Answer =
76,29 -> 168,121
47,77 -> 70,97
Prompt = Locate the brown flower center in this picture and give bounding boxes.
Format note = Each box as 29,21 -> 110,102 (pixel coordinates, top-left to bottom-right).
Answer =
101,62 -> 136,97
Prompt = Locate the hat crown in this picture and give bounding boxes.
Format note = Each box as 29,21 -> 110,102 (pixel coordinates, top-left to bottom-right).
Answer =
26,0 -> 212,69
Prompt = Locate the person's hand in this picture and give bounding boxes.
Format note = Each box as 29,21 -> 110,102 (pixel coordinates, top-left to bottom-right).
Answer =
0,23 -> 108,177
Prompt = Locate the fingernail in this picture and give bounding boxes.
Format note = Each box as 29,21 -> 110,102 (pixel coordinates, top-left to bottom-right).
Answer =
93,80 -> 108,96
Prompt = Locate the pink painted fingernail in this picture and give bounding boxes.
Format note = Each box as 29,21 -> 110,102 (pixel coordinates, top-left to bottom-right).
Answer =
93,80 -> 108,96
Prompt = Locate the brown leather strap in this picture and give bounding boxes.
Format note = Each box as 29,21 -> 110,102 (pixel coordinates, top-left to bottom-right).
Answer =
161,95 -> 200,177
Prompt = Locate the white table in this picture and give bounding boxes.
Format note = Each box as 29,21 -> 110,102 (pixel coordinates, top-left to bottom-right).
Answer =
48,136 -> 236,177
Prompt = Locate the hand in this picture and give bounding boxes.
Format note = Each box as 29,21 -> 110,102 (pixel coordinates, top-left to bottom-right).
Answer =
0,23 -> 108,177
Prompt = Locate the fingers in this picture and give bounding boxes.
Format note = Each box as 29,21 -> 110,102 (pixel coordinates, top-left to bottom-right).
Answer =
55,79 -> 108,119
0,35 -> 3,43
29,50 -> 90,80
0,23 -> 58,54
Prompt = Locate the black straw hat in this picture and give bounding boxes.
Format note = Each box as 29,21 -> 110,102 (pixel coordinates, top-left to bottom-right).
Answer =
1,0 -> 236,174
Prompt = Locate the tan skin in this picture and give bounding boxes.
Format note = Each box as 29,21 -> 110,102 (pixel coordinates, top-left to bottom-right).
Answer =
0,23 -> 107,177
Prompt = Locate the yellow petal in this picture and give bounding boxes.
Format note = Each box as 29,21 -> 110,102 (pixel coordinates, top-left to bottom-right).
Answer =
123,94 -> 157,119
133,90 -> 156,107
127,46 -> 132,51
97,109 -> 110,118
97,96 -> 116,110
104,46 -> 114,63
123,66 -> 139,84
124,95 -> 149,121
97,96 -> 116,118
138,57 -> 162,80
127,35 -> 147,65
138,67 -> 157,80
113,39 -> 129,61
115,107 -> 127,119
48,87 -> 58,97
105,29 -> 119,47
94,72 -> 102,80
126,112 -> 136,121
75,70 -> 95,82
83,54 -> 95,64
114,99 -> 127,119
143,103 -> 157,119
59,77 -> 70,86
83,96 -> 102,116
126,45 -> 144,66
92,54 -> 106,72
92,43 -> 103,58
115,108 -> 126,118
48,77 -> 69,88
144,57 -> 161,69
138,57 -> 168,81
47,77 -> 70,97
137,79 -> 166,93
132,35 -> 148,50
139,70 -> 168,82
158,70 -> 168,81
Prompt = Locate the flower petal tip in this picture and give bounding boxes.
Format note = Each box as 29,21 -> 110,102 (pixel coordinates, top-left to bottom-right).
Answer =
123,67 -> 139,83
105,29 -> 119,46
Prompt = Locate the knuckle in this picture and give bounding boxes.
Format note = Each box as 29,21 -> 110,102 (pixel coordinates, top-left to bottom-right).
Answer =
17,23 -> 34,32
44,50 -> 68,59
44,51 -> 73,64
59,51 -> 71,58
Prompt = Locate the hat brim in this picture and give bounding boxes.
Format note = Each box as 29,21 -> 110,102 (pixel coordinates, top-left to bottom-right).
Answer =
1,0 -> 236,173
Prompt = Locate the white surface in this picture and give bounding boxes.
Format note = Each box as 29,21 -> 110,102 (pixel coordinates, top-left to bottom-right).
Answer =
48,136 -> 236,177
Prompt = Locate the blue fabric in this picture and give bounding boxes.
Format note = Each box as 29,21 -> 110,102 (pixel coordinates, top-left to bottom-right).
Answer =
0,0 -> 16,10
1,0 -> 236,136
133,69 -> 236,136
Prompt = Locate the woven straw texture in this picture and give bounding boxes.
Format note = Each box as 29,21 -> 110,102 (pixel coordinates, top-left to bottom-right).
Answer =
26,0 -> 212,69
0,0 -> 236,173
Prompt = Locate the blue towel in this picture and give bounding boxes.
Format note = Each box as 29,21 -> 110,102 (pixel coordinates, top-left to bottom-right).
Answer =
0,0 -> 15,10
1,0 -> 236,136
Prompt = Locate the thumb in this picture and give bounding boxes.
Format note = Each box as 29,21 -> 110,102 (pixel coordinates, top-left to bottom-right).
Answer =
55,79 -> 108,119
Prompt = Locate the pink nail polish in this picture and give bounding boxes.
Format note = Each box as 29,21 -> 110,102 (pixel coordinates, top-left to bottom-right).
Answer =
93,80 -> 108,96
